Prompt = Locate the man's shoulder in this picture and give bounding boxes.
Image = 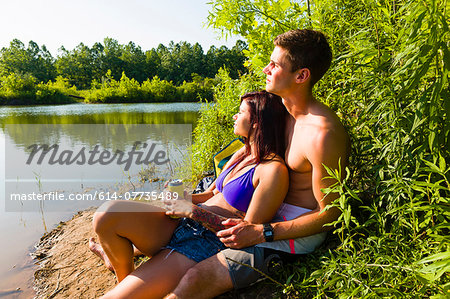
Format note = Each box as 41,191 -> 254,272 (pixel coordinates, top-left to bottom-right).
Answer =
308,101 -> 347,139
286,98 -> 349,171
302,101 -> 350,162
309,100 -> 344,126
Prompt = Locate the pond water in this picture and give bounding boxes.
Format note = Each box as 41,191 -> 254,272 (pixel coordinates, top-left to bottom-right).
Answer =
0,102 -> 202,297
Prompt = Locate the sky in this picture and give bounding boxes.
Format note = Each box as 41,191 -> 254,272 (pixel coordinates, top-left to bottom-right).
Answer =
0,0 -> 241,56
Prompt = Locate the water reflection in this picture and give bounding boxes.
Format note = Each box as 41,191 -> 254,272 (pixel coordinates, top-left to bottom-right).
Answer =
0,103 -> 201,125
4,123 -> 192,152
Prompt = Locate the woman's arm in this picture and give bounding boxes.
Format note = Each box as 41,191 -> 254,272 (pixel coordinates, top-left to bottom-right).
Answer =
168,159 -> 288,229
190,205 -> 238,232
167,148 -> 250,230
166,202 -> 244,232
191,188 -> 215,204
243,160 -> 289,224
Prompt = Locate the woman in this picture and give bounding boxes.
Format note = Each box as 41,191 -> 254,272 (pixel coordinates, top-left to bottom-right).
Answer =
92,90 -> 289,299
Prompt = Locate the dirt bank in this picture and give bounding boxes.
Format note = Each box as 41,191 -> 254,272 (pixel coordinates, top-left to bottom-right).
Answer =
33,208 -> 115,298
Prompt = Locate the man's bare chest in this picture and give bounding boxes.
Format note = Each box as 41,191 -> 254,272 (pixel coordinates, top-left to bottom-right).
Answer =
285,131 -> 313,173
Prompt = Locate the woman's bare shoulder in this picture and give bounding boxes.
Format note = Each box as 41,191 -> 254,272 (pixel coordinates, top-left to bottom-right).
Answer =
256,155 -> 288,174
260,154 -> 286,165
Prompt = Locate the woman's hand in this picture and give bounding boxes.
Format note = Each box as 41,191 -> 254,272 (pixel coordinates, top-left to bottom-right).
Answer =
164,198 -> 193,218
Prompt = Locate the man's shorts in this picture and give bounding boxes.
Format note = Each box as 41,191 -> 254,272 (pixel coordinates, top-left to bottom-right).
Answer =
220,231 -> 327,289
165,218 -> 227,263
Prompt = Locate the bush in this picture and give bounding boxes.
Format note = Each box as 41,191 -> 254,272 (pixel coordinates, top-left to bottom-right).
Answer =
141,76 -> 177,102
0,72 -> 37,103
0,73 -> 78,105
176,79 -> 215,102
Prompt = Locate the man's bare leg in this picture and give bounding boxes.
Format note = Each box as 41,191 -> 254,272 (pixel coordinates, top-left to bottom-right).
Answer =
92,200 -> 178,282
101,249 -> 197,299
165,253 -> 233,299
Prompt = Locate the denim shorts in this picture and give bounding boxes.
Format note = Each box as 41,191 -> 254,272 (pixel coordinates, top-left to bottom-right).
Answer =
165,218 -> 227,263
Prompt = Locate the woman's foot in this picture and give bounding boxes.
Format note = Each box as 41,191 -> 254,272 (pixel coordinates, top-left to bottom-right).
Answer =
89,237 -> 114,272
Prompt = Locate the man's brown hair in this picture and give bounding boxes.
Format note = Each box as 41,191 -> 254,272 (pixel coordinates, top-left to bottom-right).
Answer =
274,29 -> 332,86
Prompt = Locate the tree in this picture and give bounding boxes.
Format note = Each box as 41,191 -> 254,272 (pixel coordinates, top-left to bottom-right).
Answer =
121,41 -> 147,82
144,48 -> 161,80
205,41 -> 247,79
56,43 -> 96,89
0,39 -> 56,82
101,37 -> 125,80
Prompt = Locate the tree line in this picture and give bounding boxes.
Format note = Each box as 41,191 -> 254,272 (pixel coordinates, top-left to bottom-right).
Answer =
0,38 -> 248,103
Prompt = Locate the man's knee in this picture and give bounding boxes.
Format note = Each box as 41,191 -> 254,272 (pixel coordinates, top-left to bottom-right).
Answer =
190,253 -> 231,287
170,254 -> 233,298
181,266 -> 203,287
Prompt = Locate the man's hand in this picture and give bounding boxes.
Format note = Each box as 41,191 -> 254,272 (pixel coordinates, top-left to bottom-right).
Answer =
216,219 -> 265,249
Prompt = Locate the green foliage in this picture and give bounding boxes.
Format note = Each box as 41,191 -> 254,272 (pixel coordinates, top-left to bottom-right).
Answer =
141,76 -> 177,102
176,77 -> 215,102
13,37 -> 246,89
207,0 -> 306,73
56,43 -> 101,89
86,71 -> 215,103
86,70 -> 140,103
197,0 -> 450,296
0,73 -> 76,105
0,72 -> 36,99
0,39 -> 55,82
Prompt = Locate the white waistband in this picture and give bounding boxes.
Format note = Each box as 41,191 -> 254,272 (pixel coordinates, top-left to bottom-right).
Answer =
272,203 -> 312,222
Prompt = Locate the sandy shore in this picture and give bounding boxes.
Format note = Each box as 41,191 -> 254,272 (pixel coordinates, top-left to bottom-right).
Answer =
33,208 -> 116,298
32,209 -> 278,298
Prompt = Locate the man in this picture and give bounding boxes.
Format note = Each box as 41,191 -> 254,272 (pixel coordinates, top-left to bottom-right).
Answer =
165,29 -> 350,298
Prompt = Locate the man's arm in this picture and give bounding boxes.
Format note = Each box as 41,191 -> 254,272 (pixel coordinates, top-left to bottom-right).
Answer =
272,128 -> 345,239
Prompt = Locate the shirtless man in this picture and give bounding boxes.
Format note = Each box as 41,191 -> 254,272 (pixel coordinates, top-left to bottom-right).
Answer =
165,29 -> 350,298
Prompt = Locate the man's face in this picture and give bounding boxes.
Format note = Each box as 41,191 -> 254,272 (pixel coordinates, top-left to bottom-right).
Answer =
263,46 -> 297,95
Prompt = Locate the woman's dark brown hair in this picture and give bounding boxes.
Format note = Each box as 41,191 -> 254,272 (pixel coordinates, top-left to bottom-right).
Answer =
239,90 -> 287,164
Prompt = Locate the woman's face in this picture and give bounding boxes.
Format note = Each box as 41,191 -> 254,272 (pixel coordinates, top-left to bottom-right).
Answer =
233,100 -> 253,138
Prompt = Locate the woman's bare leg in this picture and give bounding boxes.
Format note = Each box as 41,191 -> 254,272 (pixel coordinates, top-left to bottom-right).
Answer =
100,249 -> 197,299
92,200 -> 178,282
89,237 -> 114,271
89,238 -> 144,272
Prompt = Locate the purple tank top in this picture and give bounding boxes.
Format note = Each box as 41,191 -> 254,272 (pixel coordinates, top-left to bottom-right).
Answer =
215,162 -> 256,212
